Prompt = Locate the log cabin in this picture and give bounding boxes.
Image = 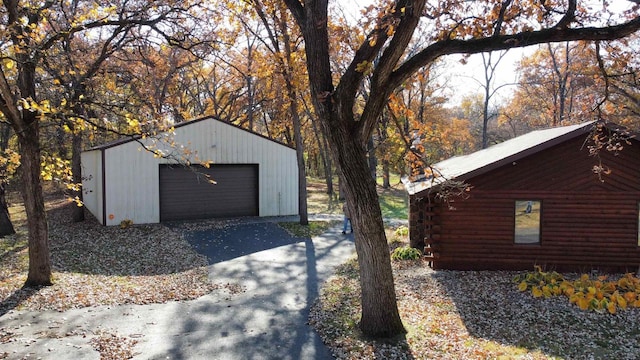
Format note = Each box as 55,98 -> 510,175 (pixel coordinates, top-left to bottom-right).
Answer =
403,121 -> 640,272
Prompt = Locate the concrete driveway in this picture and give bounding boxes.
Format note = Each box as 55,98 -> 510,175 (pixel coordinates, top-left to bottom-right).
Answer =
0,219 -> 355,359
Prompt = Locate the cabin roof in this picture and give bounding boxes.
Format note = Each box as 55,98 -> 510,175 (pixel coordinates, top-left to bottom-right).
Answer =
404,121 -> 597,195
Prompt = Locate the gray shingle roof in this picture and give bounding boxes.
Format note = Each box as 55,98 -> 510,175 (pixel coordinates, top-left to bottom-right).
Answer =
404,121 -> 596,195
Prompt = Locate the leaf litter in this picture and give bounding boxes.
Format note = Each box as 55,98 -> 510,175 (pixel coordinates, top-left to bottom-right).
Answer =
0,198 -> 244,313
311,257 -> 640,360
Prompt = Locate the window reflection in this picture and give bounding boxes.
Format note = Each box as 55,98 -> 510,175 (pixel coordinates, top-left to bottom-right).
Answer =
515,200 -> 541,244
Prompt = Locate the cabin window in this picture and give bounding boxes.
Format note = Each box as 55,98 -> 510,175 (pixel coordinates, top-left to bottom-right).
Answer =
514,200 -> 541,244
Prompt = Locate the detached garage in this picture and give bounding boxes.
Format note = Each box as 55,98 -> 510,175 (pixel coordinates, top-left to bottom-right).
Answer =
81,116 -> 298,226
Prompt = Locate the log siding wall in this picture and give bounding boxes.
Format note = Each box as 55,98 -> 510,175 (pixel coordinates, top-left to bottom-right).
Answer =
411,133 -> 640,272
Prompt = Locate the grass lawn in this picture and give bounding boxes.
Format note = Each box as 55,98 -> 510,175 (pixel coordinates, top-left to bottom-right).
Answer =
307,175 -> 408,220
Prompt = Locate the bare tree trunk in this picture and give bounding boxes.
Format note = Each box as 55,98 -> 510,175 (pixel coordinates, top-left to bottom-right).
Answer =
20,128 -> 52,287
280,11 -> 308,225
0,124 -> 15,236
0,182 -> 15,236
382,159 -> 391,188
71,131 -> 84,222
311,116 -> 333,195
292,112 -> 308,225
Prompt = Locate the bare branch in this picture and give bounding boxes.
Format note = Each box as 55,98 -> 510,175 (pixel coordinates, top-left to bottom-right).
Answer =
391,17 -> 640,91
493,0 -> 513,36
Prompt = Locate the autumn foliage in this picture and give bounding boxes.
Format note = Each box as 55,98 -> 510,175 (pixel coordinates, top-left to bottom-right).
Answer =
515,266 -> 640,314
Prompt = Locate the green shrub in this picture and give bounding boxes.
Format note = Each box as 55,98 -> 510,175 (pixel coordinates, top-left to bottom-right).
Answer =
391,246 -> 421,261
394,226 -> 409,237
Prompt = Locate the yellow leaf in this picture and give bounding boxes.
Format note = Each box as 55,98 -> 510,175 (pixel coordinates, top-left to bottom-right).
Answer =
531,287 -> 543,298
518,281 -> 528,292
624,291 -> 636,303
577,298 -> 589,310
607,301 -> 617,314
386,25 -> 394,36
618,296 -> 628,310
563,285 -> 575,296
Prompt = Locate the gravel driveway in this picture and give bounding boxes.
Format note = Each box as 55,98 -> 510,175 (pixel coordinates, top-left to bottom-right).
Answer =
0,218 -> 355,359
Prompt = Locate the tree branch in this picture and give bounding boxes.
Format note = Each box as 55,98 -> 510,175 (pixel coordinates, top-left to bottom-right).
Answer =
554,0 -> 577,29
281,0 -> 304,26
493,0 -> 513,36
391,17 -> 640,91
361,0 -> 428,141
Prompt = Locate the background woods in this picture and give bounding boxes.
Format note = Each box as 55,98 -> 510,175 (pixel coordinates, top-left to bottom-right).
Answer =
0,0 -> 637,340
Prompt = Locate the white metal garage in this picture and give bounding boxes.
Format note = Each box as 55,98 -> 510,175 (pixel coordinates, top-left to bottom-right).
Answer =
81,117 -> 298,226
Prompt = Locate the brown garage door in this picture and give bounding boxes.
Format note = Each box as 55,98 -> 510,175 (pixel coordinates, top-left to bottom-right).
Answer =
159,164 -> 258,221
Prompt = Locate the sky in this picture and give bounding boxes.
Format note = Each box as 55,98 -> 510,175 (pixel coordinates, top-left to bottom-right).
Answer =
337,0 -> 638,106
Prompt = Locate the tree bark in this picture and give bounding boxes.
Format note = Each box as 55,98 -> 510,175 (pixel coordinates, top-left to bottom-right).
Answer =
335,130 -> 405,337
20,127 -> 52,287
279,9 -> 308,225
367,136 -> 377,181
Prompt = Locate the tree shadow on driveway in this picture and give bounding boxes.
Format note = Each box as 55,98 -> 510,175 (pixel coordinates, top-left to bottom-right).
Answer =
152,220 -> 356,359
179,221 -> 311,264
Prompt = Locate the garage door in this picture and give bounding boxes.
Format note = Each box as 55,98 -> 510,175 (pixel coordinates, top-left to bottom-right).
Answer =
159,164 -> 258,221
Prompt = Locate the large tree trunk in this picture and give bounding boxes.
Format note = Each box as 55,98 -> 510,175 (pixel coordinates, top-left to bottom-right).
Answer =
20,128 -> 52,287
71,131 -> 84,222
283,0 -> 406,338
336,134 -> 405,337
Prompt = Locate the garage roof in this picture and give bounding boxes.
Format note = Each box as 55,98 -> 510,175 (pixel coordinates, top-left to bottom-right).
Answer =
85,116 -> 294,151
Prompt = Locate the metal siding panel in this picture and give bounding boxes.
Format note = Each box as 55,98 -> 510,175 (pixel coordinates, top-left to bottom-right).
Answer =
104,141 -> 160,226
80,150 -> 104,224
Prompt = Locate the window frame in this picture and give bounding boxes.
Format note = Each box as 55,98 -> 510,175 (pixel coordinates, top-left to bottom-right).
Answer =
514,199 -> 542,245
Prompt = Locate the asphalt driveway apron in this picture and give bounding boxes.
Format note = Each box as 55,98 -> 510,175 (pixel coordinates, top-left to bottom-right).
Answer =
0,220 -> 354,360
149,220 -> 356,359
